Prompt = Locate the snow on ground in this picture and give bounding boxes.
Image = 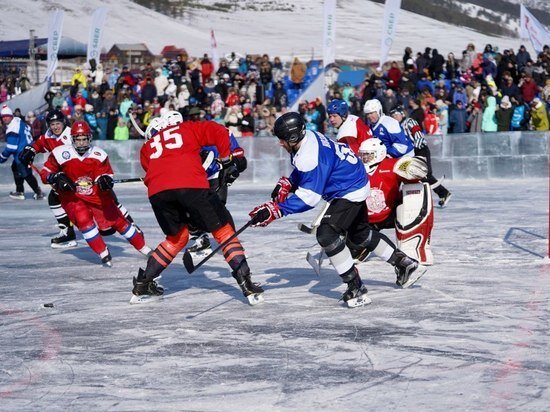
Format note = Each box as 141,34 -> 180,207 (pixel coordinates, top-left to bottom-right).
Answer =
0,0 -> 533,62
0,179 -> 548,410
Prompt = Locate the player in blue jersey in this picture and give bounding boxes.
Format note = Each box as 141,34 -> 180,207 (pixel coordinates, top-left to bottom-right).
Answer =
363,99 -> 414,158
0,105 -> 43,200
249,112 -> 424,308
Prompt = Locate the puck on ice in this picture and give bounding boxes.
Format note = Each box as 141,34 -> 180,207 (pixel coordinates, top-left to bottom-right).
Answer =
43,303 -> 54,308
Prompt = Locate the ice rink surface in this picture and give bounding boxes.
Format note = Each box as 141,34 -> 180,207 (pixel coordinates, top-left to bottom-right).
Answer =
1,179 -> 548,411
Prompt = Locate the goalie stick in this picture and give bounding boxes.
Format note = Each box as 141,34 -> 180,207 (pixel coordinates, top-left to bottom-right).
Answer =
297,202 -> 330,235
129,112 -> 146,137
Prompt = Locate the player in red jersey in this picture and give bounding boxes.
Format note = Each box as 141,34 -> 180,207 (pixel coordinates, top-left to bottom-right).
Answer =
39,121 -> 151,266
327,99 -> 372,153
20,110 -> 140,247
131,113 -> 263,305
358,138 -> 434,265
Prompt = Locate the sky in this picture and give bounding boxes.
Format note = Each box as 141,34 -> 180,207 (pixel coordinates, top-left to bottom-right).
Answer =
0,179 -> 548,409
0,0 -> 537,63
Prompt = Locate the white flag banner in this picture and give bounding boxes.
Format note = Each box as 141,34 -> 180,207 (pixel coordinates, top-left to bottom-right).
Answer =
379,0 -> 401,67
520,5 -> 549,54
210,29 -> 219,72
45,9 -> 64,80
87,7 -> 108,64
323,0 -> 336,68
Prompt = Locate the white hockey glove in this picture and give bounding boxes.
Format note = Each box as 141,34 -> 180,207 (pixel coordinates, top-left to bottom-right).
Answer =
393,156 -> 428,181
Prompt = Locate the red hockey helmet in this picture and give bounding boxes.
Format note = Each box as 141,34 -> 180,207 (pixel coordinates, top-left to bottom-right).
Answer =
71,121 -> 92,155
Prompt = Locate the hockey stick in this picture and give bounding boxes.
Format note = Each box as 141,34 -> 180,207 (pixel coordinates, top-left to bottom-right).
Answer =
297,201 -> 329,235
183,218 -> 256,274
113,177 -> 144,184
129,112 -> 145,137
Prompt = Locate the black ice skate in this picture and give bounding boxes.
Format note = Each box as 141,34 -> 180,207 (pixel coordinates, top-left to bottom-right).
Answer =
438,192 -> 452,208
9,191 -> 25,200
232,268 -> 264,306
51,224 -> 77,248
392,250 -> 427,288
130,269 -> 164,304
341,269 -> 371,308
101,252 -> 113,268
33,191 -> 45,200
187,233 -> 212,258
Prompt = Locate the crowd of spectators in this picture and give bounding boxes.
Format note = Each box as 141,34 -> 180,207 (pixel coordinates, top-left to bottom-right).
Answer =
1,41 -> 549,143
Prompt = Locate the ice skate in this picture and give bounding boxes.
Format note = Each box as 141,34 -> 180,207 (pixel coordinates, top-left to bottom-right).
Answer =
232,268 -> 264,306
187,233 -> 212,258
9,191 -> 25,200
341,273 -> 371,308
130,269 -> 164,304
33,191 -> 45,200
438,192 -> 452,208
50,224 -> 77,248
393,251 -> 427,288
101,252 -> 113,268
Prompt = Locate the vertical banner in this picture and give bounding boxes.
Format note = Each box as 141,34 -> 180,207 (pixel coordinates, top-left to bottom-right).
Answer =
210,29 -> 219,72
322,0 -> 336,68
520,5 -> 549,54
87,7 -> 108,64
45,9 -> 64,81
379,0 -> 401,67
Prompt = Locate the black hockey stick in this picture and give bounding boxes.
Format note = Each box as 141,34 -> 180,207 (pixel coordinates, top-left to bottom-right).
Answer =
113,177 -> 144,184
183,218 -> 256,274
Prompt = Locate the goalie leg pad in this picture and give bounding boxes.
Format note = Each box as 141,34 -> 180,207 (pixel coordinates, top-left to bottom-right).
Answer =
395,182 -> 434,265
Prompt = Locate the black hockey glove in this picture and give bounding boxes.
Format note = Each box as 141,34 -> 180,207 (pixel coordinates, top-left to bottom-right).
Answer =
19,145 -> 37,166
97,175 -> 114,191
47,172 -> 76,192
219,156 -> 240,187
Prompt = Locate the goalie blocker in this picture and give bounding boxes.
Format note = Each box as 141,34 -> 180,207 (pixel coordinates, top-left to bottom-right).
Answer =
395,182 -> 434,265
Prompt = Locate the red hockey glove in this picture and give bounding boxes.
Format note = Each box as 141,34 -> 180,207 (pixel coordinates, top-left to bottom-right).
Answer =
249,201 -> 282,227
271,176 -> 294,203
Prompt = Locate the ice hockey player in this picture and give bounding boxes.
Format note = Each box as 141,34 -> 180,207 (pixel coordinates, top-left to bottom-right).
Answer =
358,138 -> 434,265
326,99 -> 372,153
180,112 -> 247,258
132,111 -> 263,305
389,105 -> 452,207
19,110 -> 141,248
249,112 -> 426,308
39,120 -> 151,266
0,105 -> 44,200
363,99 -> 414,158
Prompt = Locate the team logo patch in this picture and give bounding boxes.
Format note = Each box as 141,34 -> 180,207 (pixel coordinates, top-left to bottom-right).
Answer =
62,151 -> 71,159
366,188 -> 387,213
75,176 -> 94,195
94,151 -> 101,156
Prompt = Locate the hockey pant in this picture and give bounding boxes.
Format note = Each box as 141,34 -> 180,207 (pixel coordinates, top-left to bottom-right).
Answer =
48,189 -> 74,230
395,182 -> 434,265
63,198 -> 145,257
12,161 -> 41,195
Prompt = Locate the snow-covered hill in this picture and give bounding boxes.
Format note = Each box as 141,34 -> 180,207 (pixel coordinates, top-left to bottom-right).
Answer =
0,0 -> 540,62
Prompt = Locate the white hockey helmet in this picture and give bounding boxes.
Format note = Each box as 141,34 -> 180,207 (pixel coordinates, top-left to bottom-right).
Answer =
144,117 -> 166,140
363,99 -> 383,118
359,138 -> 387,171
162,110 -> 183,127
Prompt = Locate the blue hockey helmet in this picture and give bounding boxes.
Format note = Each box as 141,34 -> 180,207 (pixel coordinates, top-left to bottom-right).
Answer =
327,99 -> 349,118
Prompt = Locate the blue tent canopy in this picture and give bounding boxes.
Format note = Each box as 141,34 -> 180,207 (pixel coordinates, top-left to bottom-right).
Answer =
0,37 -> 86,59
337,69 -> 367,87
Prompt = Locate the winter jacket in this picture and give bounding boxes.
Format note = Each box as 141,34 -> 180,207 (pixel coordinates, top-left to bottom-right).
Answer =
481,96 -> 498,132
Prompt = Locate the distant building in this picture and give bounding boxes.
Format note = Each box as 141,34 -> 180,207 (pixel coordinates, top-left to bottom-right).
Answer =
104,43 -> 154,67
160,45 -> 188,62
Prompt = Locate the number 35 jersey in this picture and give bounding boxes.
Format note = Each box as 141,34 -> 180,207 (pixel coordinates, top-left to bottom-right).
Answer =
140,120 -> 232,197
280,130 -> 370,216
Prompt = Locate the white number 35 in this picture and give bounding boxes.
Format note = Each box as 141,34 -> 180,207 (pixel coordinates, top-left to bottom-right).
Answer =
149,126 -> 183,159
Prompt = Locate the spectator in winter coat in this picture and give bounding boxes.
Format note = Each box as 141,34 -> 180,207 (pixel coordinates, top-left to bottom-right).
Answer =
71,67 -> 87,88
114,117 -> 129,140
290,57 -> 307,89
500,74 -> 521,100
467,100 -> 483,133
200,54 -> 214,85
516,45 -> 532,73
495,96 -> 513,131
481,94 -> 498,132
530,98 -> 549,131
416,73 -> 434,96
423,104 -> 440,135
445,53 -> 460,80
386,61 -> 402,90
519,72 -> 540,104
154,68 -> 169,99
510,96 -> 528,131
448,101 -> 467,133
108,67 -> 120,89
429,49 -> 445,79
435,99 -> 449,134
26,111 -> 43,140
141,77 -> 157,103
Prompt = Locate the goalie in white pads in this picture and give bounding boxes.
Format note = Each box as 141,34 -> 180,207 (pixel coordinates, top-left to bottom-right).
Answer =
359,138 -> 434,265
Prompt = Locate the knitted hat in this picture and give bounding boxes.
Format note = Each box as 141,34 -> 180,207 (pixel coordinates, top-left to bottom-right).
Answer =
1,105 -> 13,117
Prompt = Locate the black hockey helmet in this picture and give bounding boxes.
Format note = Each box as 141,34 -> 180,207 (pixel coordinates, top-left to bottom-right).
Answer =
46,109 -> 65,125
389,105 -> 405,117
273,112 -> 305,144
